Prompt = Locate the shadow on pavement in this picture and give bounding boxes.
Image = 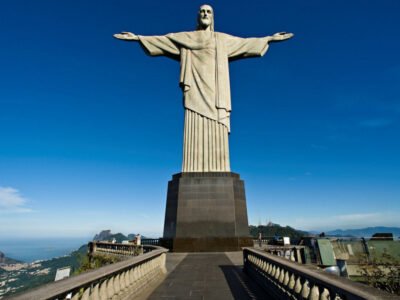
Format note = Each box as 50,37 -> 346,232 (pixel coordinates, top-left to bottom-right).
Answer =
220,265 -> 271,300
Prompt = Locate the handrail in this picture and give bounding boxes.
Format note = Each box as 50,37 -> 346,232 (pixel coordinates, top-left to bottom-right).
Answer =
243,247 -> 398,299
262,245 -> 307,264
9,246 -> 168,300
89,241 -> 143,257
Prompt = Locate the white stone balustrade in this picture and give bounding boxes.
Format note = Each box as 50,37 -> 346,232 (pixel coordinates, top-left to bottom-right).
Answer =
262,245 -> 306,263
89,241 -> 144,257
243,248 -> 398,300
9,246 -> 168,300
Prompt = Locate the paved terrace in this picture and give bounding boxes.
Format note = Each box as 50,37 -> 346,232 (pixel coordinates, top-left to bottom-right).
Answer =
138,252 -> 267,300
10,245 -> 398,299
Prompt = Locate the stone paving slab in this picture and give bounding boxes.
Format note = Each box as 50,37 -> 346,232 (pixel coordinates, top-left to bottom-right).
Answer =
147,252 -> 270,300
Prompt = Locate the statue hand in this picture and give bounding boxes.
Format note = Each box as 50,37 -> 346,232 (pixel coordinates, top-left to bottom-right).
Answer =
113,32 -> 139,41
269,32 -> 294,42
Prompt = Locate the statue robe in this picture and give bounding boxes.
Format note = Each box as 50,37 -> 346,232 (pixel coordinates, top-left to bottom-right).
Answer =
138,31 -> 270,172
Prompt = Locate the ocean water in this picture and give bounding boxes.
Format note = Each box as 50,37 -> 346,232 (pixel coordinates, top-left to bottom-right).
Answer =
0,237 -> 90,263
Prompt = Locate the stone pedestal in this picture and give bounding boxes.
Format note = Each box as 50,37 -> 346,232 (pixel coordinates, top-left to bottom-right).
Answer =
163,172 -> 253,252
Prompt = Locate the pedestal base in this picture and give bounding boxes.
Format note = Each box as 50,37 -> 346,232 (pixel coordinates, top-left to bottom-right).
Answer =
163,172 -> 252,252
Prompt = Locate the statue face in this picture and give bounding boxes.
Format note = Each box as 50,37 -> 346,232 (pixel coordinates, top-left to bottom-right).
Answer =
198,5 -> 213,28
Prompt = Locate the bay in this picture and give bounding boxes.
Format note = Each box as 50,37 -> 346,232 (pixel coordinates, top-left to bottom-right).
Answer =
0,237 -> 90,263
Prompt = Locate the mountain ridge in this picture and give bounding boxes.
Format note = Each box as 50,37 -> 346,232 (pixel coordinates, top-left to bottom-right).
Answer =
93,230 -> 146,243
325,226 -> 400,238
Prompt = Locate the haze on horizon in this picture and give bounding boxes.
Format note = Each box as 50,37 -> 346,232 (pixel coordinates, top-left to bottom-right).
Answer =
0,0 -> 399,238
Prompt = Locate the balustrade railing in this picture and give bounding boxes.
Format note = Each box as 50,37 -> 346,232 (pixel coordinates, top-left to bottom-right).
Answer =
243,248 -> 397,300
89,241 -> 143,257
253,238 -> 271,245
10,246 -> 168,300
141,238 -> 161,246
263,245 -> 307,264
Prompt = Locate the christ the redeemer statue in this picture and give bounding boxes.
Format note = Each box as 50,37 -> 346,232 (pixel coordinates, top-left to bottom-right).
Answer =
114,5 -> 293,173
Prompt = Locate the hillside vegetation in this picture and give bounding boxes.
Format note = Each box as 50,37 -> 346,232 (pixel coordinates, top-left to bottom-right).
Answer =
249,224 -> 307,239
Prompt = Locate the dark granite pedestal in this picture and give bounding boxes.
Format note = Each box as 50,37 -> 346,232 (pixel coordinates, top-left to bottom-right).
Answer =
162,172 -> 253,252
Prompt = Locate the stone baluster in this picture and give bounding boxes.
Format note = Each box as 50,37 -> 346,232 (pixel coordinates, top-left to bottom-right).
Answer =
301,279 -> 310,299
283,270 -> 290,286
267,261 -> 272,272
129,267 -> 135,286
124,269 -> 130,288
296,248 -> 305,264
308,284 -> 319,300
113,273 -> 121,295
126,267 -> 132,287
267,262 -> 273,275
274,266 -> 280,281
162,253 -> 167,273
99,279 -> 108,300
146,260 -> 151,276
278,267 -> 285,283
153,258 -> 157,273
142,263 -> 148,286
90,283 -> 100,300
319,287 -> 330,300
294,276 -> 302,294
260,261 -> 265,272
152,259 -> 156,273
70,291 -> 79,300
80,286 -> 91,300
106,277 -> 115,298
133,266 -> 139,286
119,271 -> 126,292
148,259 -> 152,272
271,265 -> 276,277
288,273 -> 296,290
147,260 -> 152,275
133,266 -> 140,287
142,262 -> 148,281
137,265 -> 144,288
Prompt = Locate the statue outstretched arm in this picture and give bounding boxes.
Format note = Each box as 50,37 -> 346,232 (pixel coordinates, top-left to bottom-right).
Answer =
113,31 -> 180,58
266,32 -> 294,43
224,31 -> 293,60
113,32 -> 139,41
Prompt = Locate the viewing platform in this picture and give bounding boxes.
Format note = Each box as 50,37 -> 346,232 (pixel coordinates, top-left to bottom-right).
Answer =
9,243 -> 398,300
143,252 -> 266,299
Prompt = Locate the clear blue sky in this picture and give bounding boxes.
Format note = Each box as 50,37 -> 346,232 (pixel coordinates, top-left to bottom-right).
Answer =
1,0 -> 399,238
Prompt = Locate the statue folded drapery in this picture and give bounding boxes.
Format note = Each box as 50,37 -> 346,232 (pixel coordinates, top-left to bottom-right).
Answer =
138,31 -> 271,172
114,4 -> 293,172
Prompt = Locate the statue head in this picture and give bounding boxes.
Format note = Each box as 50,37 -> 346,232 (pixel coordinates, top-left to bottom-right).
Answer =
197,4 -> 214,31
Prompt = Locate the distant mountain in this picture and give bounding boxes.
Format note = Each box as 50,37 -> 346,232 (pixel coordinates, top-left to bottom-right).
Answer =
126,233 -> 137,240
92,230 -> 151,243
93,230 -> 113,241
93,230 -> 129,243
326,227 -> 400,238
93,230 -> 149,243
249,224 -> 307,239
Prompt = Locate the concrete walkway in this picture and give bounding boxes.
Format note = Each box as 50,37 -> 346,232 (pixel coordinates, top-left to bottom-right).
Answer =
145,252 -> 270,300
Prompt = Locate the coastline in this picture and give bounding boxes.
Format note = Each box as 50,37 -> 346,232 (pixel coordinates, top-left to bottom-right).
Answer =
0,237 -> 89,263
